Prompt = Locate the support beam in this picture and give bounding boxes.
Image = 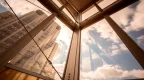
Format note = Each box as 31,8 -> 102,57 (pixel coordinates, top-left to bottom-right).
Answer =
0,13 -> 56,69
63,27 -> 81,80
80,0 -> 139,29
63,12 -> 81,80
5,63 -> 53,80
59,3 -> 68,11
104,15 -> 144,69
38,0 -> 77,30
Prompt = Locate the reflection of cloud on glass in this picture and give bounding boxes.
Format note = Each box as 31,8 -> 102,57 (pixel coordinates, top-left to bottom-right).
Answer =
81,64 -> 144,79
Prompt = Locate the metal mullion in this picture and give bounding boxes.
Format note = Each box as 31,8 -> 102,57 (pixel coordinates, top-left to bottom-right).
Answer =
63,12 -> 81,79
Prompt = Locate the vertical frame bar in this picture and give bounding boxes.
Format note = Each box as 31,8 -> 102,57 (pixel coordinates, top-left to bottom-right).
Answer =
63,13 -> 81,80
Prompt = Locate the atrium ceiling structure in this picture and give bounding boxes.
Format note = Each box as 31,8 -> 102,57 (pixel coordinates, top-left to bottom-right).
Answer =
38,0 -> 138,29
38,0 -> 144,80
0,0 -> 144,80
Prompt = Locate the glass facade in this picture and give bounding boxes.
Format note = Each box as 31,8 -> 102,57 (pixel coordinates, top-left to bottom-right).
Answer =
0,0 -> 144,80
0,0 -> 72,80
80,19 -> 144,79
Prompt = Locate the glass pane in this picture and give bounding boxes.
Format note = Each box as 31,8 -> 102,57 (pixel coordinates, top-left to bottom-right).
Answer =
52,0 -> 62,8
0,2 -> 22,54
9,41 -> 61,79
62,8 -> 75,22
80,19 -> 144,80
0,67 -> 44,80
82,5 -> 98,21
111,1 -> 144,50
0,0 -> 70,79
51,18 -> 73,77
98,0 -> 117,9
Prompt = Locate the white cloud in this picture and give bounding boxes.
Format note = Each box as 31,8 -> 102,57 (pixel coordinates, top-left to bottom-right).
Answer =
111,44 -> 118,50
111,0 -> 144,32
80,64 -> 144,79
125,0 -> 144,32
92,20 -> 120,43
81,57 -> 91,72
92,53 -> 97,59
111,49 -> 120,56
110,43 -> 128,56
119,43 -> 127,51
137,35 -> 144,44
111,7 -> 134,26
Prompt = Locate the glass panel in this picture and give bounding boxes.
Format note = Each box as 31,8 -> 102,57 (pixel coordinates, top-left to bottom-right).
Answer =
0,67 -> 44,80
80,19 -> 144,80
9,40 -> 61,79
62,8 -> 75,22
1,0 -> 73,79
52,0 -> 62,8
0,0 -> 73,79
82,5 -> 98,21
111,1 -> 144,50
98,0 -> 117,9
51,18 -> 73,77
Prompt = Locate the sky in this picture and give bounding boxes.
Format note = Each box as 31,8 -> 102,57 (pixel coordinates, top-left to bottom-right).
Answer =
0,0 -> 144,80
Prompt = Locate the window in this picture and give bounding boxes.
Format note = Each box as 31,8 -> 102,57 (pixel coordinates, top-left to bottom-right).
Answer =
80,19 -> 144,79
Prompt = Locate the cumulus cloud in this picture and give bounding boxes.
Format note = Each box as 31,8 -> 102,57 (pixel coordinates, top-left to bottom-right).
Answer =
111,6 -> 134,26
137,35 -> 144,44
81,56 -> 91,72
111,0 -> 144,32
109,43 -> 128,56
80,64 -> 144,79
111,49 -> 120,56
119,44 -> 127,51
92,20 -> 120,43
125,0 -> 144,32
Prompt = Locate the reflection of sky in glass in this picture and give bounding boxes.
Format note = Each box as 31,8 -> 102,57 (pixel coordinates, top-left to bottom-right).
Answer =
52,18 -> 73,76
81,19 -> 144,80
